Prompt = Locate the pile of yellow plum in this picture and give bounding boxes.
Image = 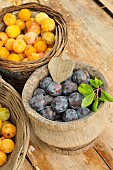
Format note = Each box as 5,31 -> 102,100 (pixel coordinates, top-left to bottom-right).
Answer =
0,106 -> 16,166
0,9 -> 56,62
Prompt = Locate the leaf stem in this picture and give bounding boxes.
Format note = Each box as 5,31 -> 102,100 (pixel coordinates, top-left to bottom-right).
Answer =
93,88 -> 102,99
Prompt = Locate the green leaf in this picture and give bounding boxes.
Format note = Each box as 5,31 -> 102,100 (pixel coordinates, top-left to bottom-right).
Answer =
92,99 -> 98,112
98,97 -> 106,102
95,77 -> 99,85
90,77 -> 103,88
90,79 -> 99,88
102,90 -> 113,102
78,84 -> 93,97
98,79 -> 103,86
81,93 -> 95,108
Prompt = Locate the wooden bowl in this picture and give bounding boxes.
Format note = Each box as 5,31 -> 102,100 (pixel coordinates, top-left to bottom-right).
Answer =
0,2 -> 67,93
0,76 -> 30,169
22,62 -> 109,155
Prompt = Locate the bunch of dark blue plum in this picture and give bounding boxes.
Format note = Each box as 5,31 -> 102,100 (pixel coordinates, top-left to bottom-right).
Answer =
30,70 -> 91,122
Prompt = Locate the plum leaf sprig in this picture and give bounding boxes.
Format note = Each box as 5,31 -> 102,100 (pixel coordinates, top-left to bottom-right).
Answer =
78,77 -> 113,112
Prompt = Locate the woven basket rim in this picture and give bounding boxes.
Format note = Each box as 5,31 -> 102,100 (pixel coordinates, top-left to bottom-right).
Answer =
22,61 -> 109,131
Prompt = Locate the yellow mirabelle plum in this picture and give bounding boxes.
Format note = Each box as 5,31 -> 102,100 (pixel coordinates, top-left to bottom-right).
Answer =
28,22 -> 41,35
16,34 -> 25,41
0,40 -> 3,48
12,39 -> 26,53
3,13 -> 16,26
41,18 -> 55,32
24,45 -> 37,57
18,53 -> 25,60
42,31 -> 55,44
0,139 -> 15,153
0,47 -> 10,59
0,107 -> 10,121
26,18 -> 35,30
35,12 -> 49,25
2,124 -> 16,139
18,9 -> 31,21
7,54 -> 21,62
5,38 -> 15,51
24,32 -> 37,45
28,53 -> 43,61
0,151 -> 7,166
0,120 -> 2,129
0,32 -> 8,45
34,40 -> 47,52
6,25 -> 21,38
16,19 -> 25,30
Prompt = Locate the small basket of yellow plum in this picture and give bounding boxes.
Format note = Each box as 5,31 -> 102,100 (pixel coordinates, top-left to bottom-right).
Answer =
0,107 -> 16,166
0,2 -> 67,92
0,76 -> 29,170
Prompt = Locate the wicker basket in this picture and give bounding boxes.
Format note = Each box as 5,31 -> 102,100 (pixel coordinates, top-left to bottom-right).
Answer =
0,76 -> 30,169
22,62 -> 109,155
0,2 -> 68,93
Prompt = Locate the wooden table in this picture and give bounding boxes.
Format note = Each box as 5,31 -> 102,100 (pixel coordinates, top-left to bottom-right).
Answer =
1,0 -> 113,169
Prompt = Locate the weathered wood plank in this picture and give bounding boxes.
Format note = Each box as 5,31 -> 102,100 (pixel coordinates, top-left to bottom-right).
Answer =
27,140 -> 53,170
20,159 -> 34,170
99,0 -> 113,13
40,0 -> 113,70
27,132 -> 110,170
93,100 -> 113,170
94,127 -> 113,170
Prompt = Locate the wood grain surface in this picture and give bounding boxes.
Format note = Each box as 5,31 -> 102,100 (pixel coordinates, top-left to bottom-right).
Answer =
20,159 -> 33,170
0,0 -> 113,169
